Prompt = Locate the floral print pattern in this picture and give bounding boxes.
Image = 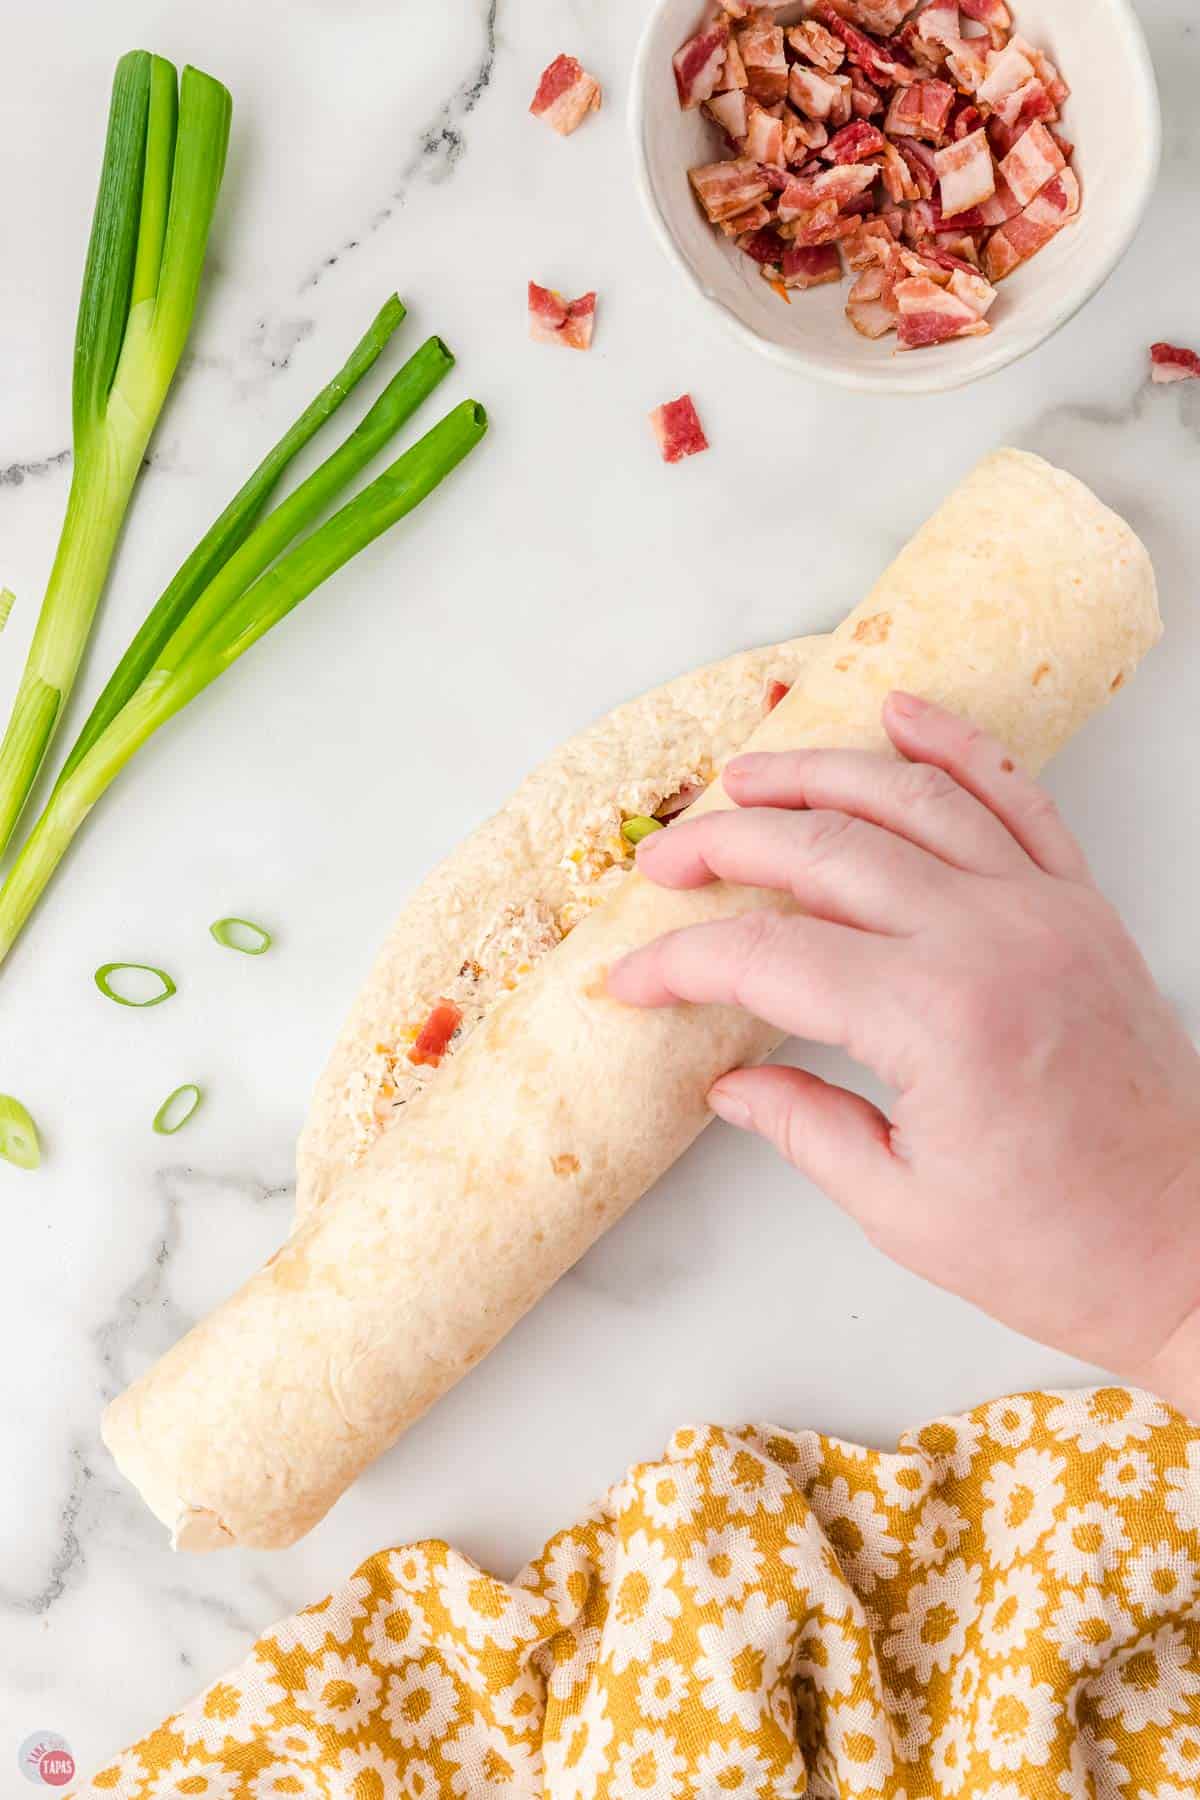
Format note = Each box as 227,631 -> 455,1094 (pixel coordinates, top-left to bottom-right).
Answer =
73,1386 -> 1200,1798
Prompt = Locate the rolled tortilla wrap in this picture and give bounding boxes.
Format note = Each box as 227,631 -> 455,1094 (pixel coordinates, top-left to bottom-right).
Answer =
103,449 -> 1160,1550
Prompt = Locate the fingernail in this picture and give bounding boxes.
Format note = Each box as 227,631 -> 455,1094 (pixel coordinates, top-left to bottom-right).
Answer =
888,690 -> 926,718
709,1087 -> 751,1128
635,833 -> 664,862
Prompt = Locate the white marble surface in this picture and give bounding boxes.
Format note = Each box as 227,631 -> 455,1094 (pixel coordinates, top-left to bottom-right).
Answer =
1,0 -> 1198,1778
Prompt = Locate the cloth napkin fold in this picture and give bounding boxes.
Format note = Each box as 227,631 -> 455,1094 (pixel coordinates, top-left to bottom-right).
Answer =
74,1386 -> 1200,1798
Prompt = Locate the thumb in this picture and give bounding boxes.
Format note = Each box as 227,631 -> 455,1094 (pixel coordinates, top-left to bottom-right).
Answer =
708,1064 -> 902,1214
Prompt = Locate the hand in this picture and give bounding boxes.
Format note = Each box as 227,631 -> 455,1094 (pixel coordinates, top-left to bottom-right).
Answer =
608,693 -> 1200,1415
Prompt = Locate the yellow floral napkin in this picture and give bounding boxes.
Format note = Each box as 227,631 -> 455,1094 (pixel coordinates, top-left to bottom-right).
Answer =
74,1386 -> 1200,1798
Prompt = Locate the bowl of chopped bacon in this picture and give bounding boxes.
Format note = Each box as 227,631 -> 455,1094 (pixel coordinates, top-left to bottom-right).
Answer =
629,0 -> 1159,390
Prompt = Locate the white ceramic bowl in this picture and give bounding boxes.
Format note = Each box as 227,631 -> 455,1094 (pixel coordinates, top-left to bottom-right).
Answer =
629,0 -> 1160,392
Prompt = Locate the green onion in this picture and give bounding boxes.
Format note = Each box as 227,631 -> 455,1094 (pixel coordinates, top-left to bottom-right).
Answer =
153,1083 -> 202,1134
0,53 -> 231,856
0,386 -> 486,966
57,295 -> 406,786
94,961 -> 177,1007
210,916 -> 272,955
0,1095 -> 41,1170
622,815 -> 665,846
0,590 -> 14,633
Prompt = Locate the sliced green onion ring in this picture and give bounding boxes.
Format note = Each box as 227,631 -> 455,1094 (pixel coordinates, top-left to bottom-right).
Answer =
209,916 -> 272,955
0,1093 -> 40,1169
622,815 -> 665,847
153,1082 -> 202,1135
94,961 -> 177,1007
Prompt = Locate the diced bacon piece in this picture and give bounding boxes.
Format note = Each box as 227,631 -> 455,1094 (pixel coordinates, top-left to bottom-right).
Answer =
881,141 -> 921,203
983,166 -> 1079,279
527,283 -> 597,350
739,225 -> 789,264
895,138 -> 938,198
959,0 -> 1011,45
824,120 -> 887,163
673,20 -> 729,110
895,276 -> 990,347
849,65 -> 885,116
788,62 -> 843,120
1150,343 -> 1200,385
759,162 -> 793,193
924,244 -> 981,276
778,163 -> 875,221
722,0 -> 751,17
977,42 -> 1036,107
898,17 -> 948,72
649,395 -> 709,465
899,247 -> 951,284
530,55 -> 602,135
934,128 -> 995,217
885,78 -> 956,143
717,200 -> 773,236
879,202 -> 908,239
1050,128 -> 1074,162
688,157 -> 771,222
948,265 -> 998,316
846,267 -> 897,337
831,0 -> 920,34
781,242 -> 844,287
900,199 -> 939,244
999,119 -> 1065,207
764,679 -> 793,713
704,89 -> 748,140
828,74 -> 855,128
951,102 -> 985,140
784,110 -> 830,157
815,3 -> 919,85
944,36 -> 990,91
1009,34 -> 1070,106
717,30 -> 749,92
994,76 -> 1055,133
408,999 -> 463,1067
843,216 -> 897,268
932,231 -> 981,265
787,19 -> 845,71
738,23 -> 789,104
744,98 -> 786,164
782,201 -> 862,248
918,0 -> 962,50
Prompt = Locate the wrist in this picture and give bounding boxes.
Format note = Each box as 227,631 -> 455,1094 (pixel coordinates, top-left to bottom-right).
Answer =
1141,1302 -> 1200,1423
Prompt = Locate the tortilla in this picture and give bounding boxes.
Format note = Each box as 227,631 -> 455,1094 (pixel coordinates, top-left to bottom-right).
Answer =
102,449 -> 1160,1550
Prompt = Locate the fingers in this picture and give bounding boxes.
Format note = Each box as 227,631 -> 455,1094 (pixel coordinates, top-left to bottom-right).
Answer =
724,746 -> 1030,878
635,805 -> 956,936
708,1063 -> 903,1211
882,692 -> 1092,882
607,908 -> 906,1075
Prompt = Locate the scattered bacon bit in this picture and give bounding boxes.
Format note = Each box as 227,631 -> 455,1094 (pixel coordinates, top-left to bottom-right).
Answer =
530,55 -> 601,136
677,0 -> 1078,351
673,19 -> 730,110
649,395 -> 710,465
934,127 -> 995,216
527,283 -> 597,350
764,678 -> 793,712
824,120 -> 888,163
781,242 -> 844,287
1150,343 -> 1200,385
408,999 -> 463,1068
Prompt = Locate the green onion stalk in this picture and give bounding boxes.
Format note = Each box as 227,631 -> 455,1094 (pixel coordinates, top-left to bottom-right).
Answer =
0,318 -> 486,964
0,52 -> 231,854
